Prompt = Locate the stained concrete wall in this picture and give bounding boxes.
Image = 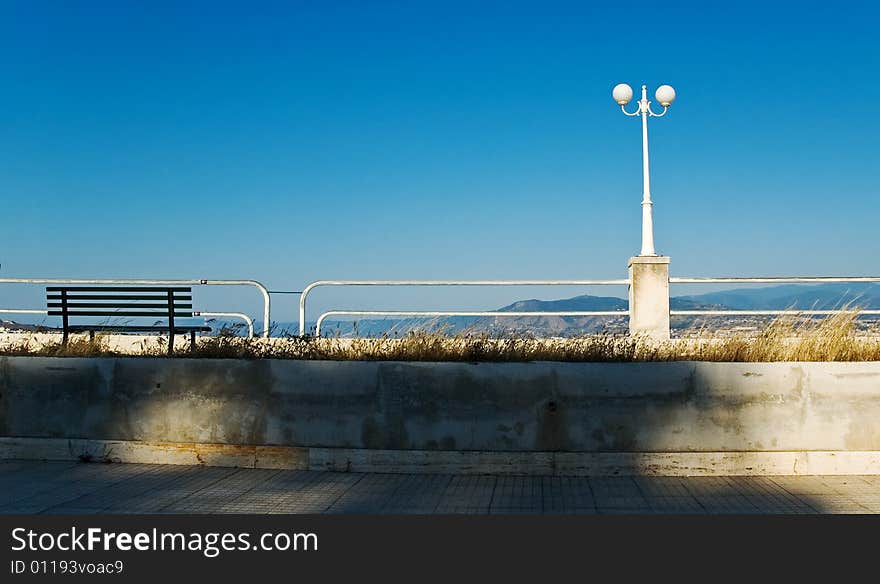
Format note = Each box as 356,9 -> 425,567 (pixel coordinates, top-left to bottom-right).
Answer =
1,356 -> 880,453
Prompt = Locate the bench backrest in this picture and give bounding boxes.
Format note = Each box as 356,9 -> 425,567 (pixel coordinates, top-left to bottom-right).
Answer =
46,287 -> 194,323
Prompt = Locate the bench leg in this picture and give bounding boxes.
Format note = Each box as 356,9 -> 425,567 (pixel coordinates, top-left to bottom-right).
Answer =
190,331 -> 196,353
89,331 -> 95,342
168,332 -> 174,356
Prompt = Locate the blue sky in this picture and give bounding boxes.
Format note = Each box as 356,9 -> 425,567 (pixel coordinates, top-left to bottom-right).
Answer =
1,1 -> 878,323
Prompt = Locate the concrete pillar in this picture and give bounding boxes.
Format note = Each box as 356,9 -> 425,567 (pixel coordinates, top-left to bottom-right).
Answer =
628,256 -> 670,340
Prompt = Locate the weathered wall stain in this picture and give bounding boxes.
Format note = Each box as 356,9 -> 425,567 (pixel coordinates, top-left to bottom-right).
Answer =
536,398 -> 572,451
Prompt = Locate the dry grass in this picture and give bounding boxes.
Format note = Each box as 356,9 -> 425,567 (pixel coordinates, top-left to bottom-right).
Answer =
2,313 -> 879,362
0,335 -> 121,357
670,312 -> 880,362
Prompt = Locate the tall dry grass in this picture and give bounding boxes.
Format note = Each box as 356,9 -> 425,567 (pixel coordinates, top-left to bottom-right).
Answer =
2,313 -> 879,362
0,335 -> 120,357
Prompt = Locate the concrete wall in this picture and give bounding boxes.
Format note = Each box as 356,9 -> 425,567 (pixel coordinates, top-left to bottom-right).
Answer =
2,356 -> 880,454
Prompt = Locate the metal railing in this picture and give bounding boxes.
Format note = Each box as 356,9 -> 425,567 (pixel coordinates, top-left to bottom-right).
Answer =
191,312 -> 254,338
669,276 -> 880,318
0,309 -> 256,339
315,309 -> 628,337
0,278 -> 271,338
308,275 -> 880,336
298,279 -> 630,335
671,309 -> 880,317
5,275 -> 877,339
0,309 -> 47,317
670,276 -> 880,284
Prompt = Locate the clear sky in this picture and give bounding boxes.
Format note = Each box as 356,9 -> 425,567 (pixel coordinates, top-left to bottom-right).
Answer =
1,1 -> 878,323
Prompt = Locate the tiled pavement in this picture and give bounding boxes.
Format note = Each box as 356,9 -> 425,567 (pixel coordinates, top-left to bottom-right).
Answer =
2,460 -> 880,514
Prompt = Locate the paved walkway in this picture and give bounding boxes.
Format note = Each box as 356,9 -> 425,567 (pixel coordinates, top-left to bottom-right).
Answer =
2,460 -> 880,514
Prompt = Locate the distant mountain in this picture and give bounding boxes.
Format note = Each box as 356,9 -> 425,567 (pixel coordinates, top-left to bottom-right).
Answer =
498,294 -> 627,312
472,294 -> 625,336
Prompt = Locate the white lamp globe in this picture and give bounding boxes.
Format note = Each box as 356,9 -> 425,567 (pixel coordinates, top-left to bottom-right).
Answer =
612,83 -> 633,105
655,84 -> 676,107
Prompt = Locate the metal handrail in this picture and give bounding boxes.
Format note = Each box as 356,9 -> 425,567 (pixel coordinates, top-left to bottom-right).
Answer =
193,311 -> 254,339
0,278 -> 271,338
0,309 -> 47,316
299,279 -> 630,335
0,308 -> 256,339
672,310 -> 880,316
670,276 -> 880,284
315,309 -> 629,337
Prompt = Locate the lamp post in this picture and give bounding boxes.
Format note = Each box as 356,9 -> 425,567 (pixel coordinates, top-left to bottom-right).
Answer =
613,83 -> 676,256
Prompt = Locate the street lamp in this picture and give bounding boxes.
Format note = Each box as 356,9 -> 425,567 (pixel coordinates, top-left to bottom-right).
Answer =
613,83 -> 676,256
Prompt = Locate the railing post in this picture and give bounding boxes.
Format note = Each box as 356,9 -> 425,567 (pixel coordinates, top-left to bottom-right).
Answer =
628,256 -> 670,340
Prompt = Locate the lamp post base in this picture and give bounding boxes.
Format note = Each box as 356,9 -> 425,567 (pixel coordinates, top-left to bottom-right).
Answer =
628,255 -> 671,340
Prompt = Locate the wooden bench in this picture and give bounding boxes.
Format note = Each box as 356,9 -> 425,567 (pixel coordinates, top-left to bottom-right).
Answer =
46,286 -> 211,355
